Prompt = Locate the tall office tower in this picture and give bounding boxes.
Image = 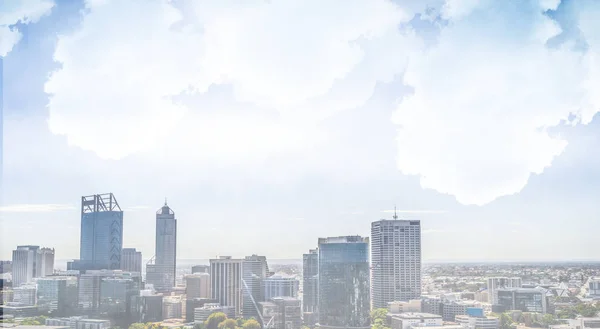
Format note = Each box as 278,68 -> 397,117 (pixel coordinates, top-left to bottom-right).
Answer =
243,254 -> 269,319
147,201 -> 177,292
371,217 -> 422,308
80,193 -> 124,270
12,246 -> 42,287
302,249 -> 318,314
121,248 -> 142,273
210,256 -> 243,317
487,277 -> 522,304
318,236 -> 370,329
40,248 -> 55,276
185,273 -> 211,299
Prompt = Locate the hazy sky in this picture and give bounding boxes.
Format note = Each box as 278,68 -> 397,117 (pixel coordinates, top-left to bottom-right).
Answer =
1,0 -> 600,262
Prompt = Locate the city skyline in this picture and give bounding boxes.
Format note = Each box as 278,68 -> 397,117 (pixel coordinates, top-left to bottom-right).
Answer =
2,0 -> 600,262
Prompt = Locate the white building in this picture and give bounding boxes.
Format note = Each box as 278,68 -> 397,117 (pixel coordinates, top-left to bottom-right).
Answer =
262,274 -> 299,300
11,246 -> 42,287
13,285 -> 37,306
487,277 -> 522,304
371,219 -> 422,308
185,273 -> 211,299
390,313 -> 442,329
455,315 -> 499,329
194,303 -> 235,323
163,296 -> 183,319
46,317 -> 110,329
210,256 -> 243,317
389,300 -> 422,314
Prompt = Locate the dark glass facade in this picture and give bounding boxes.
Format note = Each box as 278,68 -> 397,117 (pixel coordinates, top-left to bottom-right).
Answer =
318,236 -> 370,329
80,194 -> 123,270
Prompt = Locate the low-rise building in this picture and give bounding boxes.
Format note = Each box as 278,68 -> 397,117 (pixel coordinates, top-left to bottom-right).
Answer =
45,317 -> 110,329
390,313 -> 443,329
389,300 -> 422,314
455,314 -> 499,329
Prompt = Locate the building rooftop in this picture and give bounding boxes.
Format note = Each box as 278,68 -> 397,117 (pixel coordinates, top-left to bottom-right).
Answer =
391,312 -> 442,319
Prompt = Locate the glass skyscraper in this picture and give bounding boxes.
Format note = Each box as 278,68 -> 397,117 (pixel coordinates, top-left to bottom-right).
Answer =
317,236 -> 370,329
80,193 -> 124,270
146,201 -> 177,292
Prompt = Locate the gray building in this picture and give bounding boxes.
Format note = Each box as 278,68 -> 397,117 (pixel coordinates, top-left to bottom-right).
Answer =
262,274 -> 299,300
302,249 -> 318,315
186,273 -> 211,299
120,248 -> 142,274
317,236 -> 370,329
371,218 -> 422,308
259,297 -> 302,329
487,277 -> 522,304
146,201 -> 177,292
497,288 -> 548,313
210,256 -> 243,317
37,276 -> 78,316
243,254 -> 269,319
80,193 -> 124,270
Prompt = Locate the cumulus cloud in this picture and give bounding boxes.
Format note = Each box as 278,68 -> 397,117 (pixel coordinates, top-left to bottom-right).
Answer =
45,0 -> 420,160
393,0 -> 600,205
0,0 -> 54,56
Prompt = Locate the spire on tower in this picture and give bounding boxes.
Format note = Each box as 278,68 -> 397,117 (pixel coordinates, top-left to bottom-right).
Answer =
164,197 -> 168,206
393,205 -> 398,220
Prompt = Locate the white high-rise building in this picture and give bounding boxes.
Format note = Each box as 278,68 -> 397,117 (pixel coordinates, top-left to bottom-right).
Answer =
371,217 -> 422,309
210,256 -> 243,317
12,245 -> 52,287
486,277 -> 522,304
40,248 -> 55,276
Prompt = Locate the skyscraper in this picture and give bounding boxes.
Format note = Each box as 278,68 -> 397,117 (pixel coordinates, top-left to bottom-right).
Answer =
210,256 -> 243,317
317,236 -> 370,329
302,249 -> 318,315
80,193 -> 124,270
121,248 -> 142,273
12,245 -> 47,287
146,201 -> 177,292
243,254 -> 269,319
371,217 -> 422,308
40,248 -> 55,276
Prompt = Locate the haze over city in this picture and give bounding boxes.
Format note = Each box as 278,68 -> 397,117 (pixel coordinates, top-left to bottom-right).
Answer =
2,0 -> 600,263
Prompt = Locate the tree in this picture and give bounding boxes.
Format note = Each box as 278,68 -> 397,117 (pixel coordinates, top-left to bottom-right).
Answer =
194,323 -> 206,329
206,313 -> 228,329
243,319 -> 261,329
129,323 -> 146,329
499,313 -> 515,329
371,308 -> 388,324
218,319 -> 237,329
236,318 -> 246,327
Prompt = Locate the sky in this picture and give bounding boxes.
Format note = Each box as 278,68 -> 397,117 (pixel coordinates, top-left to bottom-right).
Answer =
1,0 -> 600,263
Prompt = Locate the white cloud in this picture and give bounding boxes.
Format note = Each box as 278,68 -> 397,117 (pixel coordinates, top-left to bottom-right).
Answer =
393,0 -> 600,206
44,0 -> 420,160
0,0 -> 54,56
0,204 -> 75,213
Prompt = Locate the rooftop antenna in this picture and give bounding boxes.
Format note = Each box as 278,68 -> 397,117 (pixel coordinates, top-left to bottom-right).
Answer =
393,205 -> 398,220
164,197 -> 168,206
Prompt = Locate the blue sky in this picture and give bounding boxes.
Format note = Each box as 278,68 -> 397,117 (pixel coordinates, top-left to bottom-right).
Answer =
1,0 -> 600,263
